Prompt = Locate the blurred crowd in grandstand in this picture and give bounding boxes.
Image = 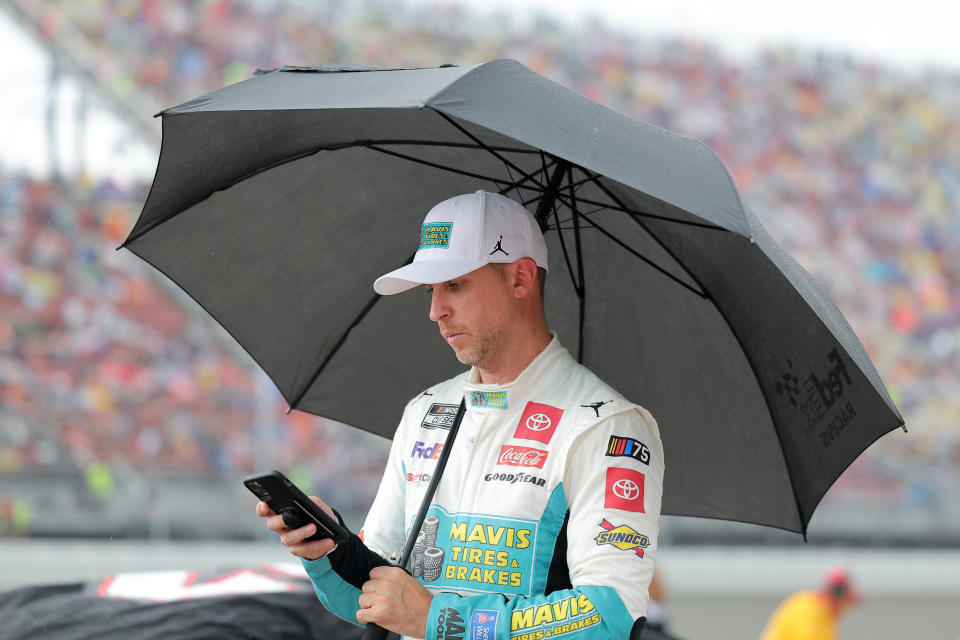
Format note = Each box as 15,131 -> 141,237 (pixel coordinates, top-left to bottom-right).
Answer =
0,170 -> 388,497
1,0 -> 957,536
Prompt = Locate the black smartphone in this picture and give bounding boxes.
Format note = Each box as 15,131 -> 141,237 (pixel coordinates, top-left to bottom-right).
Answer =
243,470 -> 349,546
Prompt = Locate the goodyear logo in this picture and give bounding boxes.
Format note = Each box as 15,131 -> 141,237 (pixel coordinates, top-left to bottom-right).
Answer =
420,222 -> 452,250
510,594 -> 600,639
594,519 -> 648,558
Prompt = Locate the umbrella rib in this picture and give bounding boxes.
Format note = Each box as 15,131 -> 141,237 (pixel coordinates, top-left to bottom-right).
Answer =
565,205 -> 709,299
497,155 -> 557,203
123,245 -> 302,415
568,193 -> 724,230
548,196 -> 611,227
584,173 -> 812,535
365,144 -> 554,198
519,160 -> 559,209
534,156 -> 571,231
550,208 -> 606,227
370,139 -> 541,154
539,153 -> 587,362
565,172 -> 599,193
550,188 -> 582,298
545,167 -> 709,299
365,144 -> 527,189
122,138 -> 544,247
434,111 -> 547,191
545,152 -> 582,296
581,169 -> 720,295
568,165 -> 587,363
500,160 -> 527,204
287,285 -> 390,412
122,142 -> 354,246
553,170 -> 726,231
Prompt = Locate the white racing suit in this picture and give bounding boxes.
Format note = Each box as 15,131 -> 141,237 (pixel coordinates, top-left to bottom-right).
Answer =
302,337 -> 664,640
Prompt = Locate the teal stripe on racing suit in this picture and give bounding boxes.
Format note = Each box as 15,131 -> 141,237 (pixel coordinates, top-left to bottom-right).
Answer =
301,555 -> 365,627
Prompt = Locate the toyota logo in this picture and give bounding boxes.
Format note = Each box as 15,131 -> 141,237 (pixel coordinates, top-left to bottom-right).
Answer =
612,479 -> 640,501
525,413 -> 552,431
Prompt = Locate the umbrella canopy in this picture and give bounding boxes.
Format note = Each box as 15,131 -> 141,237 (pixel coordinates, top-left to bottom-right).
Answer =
122,59 -> 904,536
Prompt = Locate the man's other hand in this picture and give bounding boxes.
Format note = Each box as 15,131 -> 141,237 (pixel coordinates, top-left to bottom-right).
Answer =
256,496 -> 338,560
356,566 -> 433,638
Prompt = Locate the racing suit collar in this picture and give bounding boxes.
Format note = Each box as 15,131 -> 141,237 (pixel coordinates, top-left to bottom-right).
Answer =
462,332 -> 567,409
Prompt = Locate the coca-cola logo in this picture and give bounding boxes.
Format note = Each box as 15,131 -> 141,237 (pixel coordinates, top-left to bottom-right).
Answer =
497,445 -> 548,469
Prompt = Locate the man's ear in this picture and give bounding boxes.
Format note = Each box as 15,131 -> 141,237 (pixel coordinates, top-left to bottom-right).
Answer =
511,258 -> 539,299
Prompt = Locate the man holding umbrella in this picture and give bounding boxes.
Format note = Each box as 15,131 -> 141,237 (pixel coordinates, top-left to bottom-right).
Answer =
258,190 -> 664,639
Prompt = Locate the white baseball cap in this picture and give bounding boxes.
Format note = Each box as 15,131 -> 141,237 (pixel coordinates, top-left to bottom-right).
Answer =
374,190 -> 549,295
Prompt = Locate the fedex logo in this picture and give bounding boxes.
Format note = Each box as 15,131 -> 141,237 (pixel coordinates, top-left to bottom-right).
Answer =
411,441 -> 444,460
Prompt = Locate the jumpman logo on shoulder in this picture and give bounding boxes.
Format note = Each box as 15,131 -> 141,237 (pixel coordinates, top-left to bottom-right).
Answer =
489,235 -> 509,256
581,400 -> 613,417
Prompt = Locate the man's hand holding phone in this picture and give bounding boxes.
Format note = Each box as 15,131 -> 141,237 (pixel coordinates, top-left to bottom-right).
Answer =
247,470 -> 432,638
245,470 -> 350,560
256,497 -> 339,560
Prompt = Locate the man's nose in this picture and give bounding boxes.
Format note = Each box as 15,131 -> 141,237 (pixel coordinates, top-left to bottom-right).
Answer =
428,288 -> 448,322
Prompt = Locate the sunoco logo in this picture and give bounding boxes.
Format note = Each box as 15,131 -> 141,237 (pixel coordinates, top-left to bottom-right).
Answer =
595,519 -> 649,558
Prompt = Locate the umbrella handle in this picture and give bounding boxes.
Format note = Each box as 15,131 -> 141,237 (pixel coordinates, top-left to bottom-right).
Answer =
360,623 -> 390,640
359,397 -> 468,640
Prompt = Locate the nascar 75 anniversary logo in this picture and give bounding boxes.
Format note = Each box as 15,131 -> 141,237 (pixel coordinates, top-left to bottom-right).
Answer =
605,435 -> 650,465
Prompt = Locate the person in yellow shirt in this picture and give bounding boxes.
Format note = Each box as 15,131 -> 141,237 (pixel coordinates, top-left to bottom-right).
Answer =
759,568 -> 861,640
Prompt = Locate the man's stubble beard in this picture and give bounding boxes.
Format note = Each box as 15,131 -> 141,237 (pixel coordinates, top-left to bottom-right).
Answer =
452,316 -> 512,371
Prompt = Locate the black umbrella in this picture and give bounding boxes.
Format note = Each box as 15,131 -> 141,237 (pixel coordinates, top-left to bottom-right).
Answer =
121,59 -> 903,538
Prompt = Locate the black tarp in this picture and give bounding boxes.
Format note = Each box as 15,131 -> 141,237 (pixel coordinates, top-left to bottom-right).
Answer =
0,564 -> 364,640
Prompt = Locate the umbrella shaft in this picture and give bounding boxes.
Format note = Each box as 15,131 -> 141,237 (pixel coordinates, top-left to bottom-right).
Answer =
398,396 -> 467,566
362,396 -> 467,640
533,158 -> 571,230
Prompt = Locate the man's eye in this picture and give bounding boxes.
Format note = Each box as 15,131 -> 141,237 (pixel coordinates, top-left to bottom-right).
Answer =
448,281 -> 463,289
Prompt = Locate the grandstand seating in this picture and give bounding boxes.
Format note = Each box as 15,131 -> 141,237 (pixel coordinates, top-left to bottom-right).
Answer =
1,0 -> 957,543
